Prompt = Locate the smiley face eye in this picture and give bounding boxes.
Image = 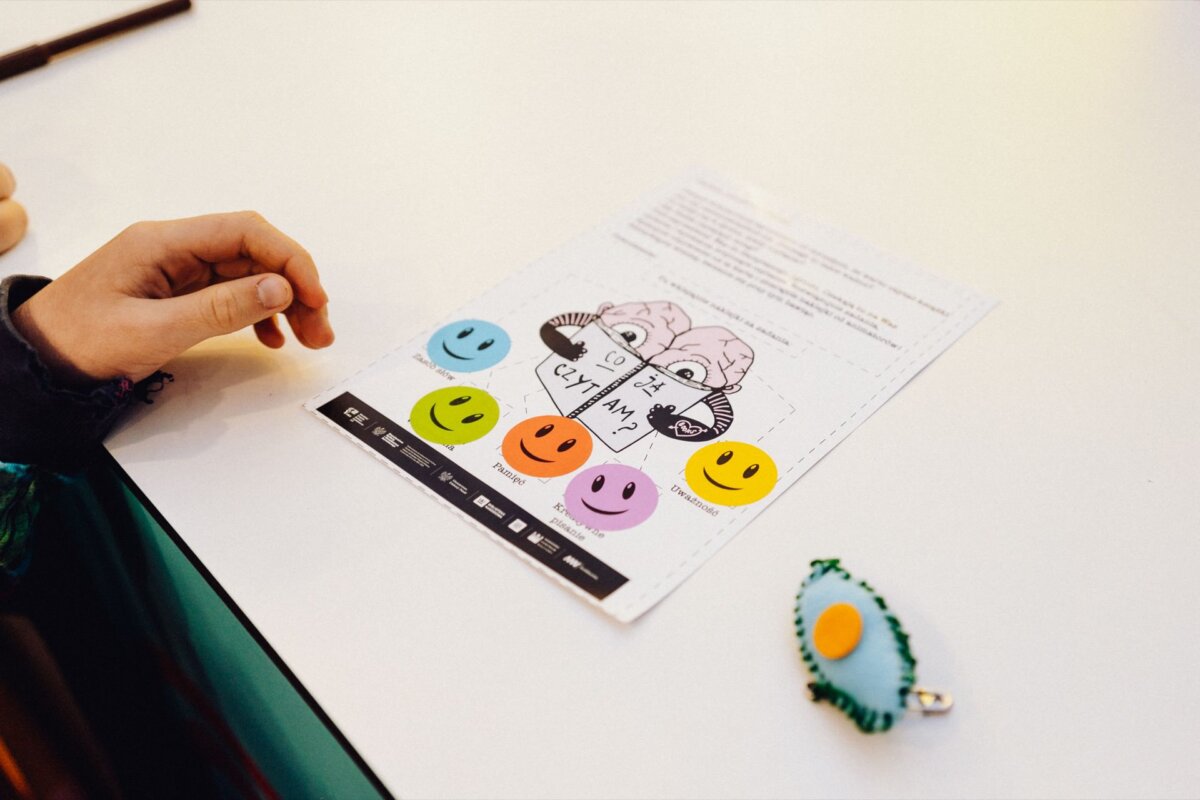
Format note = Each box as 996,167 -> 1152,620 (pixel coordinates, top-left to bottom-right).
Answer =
743,464 -> 759,479
622,482 -> 636,500
450,395 -> 471,406
717,450 -> 733,465
557,438 -> 576,452
534,424 -> 554,438
478,339 -> 494,351
462,413 -> 484,424
456,327 -> 474,339
591,475 -> 605,492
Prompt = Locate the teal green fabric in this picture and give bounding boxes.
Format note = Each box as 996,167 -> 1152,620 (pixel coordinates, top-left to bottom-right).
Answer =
0,462 -> 41,574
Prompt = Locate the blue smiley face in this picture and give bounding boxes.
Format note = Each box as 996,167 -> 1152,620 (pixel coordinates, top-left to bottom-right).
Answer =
426,319 -> 512,372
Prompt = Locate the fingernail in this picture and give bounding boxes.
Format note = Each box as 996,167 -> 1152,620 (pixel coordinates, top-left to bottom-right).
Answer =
257,275 -> 289,309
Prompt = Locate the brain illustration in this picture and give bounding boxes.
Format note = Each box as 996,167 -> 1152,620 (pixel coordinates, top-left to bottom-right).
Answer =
597,301 -> 692,360
648,326 -> 754,390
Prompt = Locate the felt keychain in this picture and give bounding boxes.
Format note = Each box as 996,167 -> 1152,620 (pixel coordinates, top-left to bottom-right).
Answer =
794,559 -> 952,733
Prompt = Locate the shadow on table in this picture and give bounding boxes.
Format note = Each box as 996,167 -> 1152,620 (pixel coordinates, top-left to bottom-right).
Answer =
106,338 -> 322,459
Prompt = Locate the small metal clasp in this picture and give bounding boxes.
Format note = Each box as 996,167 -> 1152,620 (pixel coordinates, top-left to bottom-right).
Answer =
907,687 -> 954,715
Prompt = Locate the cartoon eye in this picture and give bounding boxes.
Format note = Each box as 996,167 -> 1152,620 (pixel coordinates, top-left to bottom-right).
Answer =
535,424 -> 554,437
666,360 -> 708,384
477,339 -> 494,351
717,450 -> 734,465
462,413 -> 484,424
610,323 -> 647,349
591,475 -> 605,492
743,464 -> 759,479
450,395 -> 471,406
557,438 -> 577,452
456,327 -> 474,339
622,482 -> 637,499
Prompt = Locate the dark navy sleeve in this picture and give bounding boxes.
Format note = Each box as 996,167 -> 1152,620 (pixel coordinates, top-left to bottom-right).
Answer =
0,275 -> 137,474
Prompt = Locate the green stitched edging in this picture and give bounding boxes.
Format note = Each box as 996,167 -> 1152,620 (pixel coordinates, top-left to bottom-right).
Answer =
793,558 -> 918,734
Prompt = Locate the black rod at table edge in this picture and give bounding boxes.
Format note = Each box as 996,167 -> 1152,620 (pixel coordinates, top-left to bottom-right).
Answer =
99,449 -> 397,800
0,0 -> 192,82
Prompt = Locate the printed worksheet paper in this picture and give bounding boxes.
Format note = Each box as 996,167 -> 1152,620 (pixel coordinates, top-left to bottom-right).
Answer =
307,172 -> 994,622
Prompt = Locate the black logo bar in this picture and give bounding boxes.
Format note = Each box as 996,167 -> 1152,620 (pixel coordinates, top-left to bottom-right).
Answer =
317,392 -> 629,600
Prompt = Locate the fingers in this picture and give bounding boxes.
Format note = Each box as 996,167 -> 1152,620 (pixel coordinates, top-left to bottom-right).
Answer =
0,163 -> 27,254
0,199 -> 28,254
121,211 -> 335,350
211,254 -> 334,348
283,302 -> 335,349
152,273 -> 295,354
254,315 -> 285,349
0,163 -> 15,199
213,257 -> 258,280
145,212 -> 329,309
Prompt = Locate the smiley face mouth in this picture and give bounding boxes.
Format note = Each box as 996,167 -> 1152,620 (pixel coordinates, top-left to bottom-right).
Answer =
428,404 -> 453,431
702,468 -> 742,491
518,440 -> 553,463
441,341 -> 472,360
580,499 -> 627,515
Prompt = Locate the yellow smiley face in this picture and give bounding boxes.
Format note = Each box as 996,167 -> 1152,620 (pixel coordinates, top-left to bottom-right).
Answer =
684,441 -> 778,506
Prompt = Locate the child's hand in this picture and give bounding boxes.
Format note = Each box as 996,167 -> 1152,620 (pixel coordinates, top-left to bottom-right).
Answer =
0,162 -> 28,254
11,212 -> 334,385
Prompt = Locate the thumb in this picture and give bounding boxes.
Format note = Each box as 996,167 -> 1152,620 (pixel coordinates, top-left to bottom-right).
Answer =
160,273 -> 293,350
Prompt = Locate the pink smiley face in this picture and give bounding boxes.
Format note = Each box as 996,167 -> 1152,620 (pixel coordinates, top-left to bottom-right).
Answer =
563,464 -> 659,531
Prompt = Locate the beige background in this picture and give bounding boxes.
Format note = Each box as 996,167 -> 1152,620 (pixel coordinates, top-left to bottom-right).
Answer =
3,2 -> 1198,797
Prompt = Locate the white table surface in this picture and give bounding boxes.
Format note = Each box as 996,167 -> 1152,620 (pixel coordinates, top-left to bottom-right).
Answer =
4,2 -> 1199,797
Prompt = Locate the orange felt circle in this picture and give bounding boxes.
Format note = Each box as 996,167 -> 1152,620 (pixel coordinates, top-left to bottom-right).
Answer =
812,602 -> 863,661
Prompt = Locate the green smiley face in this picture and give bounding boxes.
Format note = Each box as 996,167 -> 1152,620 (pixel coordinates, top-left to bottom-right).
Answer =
409,386 -> 501,445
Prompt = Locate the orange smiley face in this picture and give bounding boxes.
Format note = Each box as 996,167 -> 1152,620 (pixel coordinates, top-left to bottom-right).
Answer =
501,415 -> 593,478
